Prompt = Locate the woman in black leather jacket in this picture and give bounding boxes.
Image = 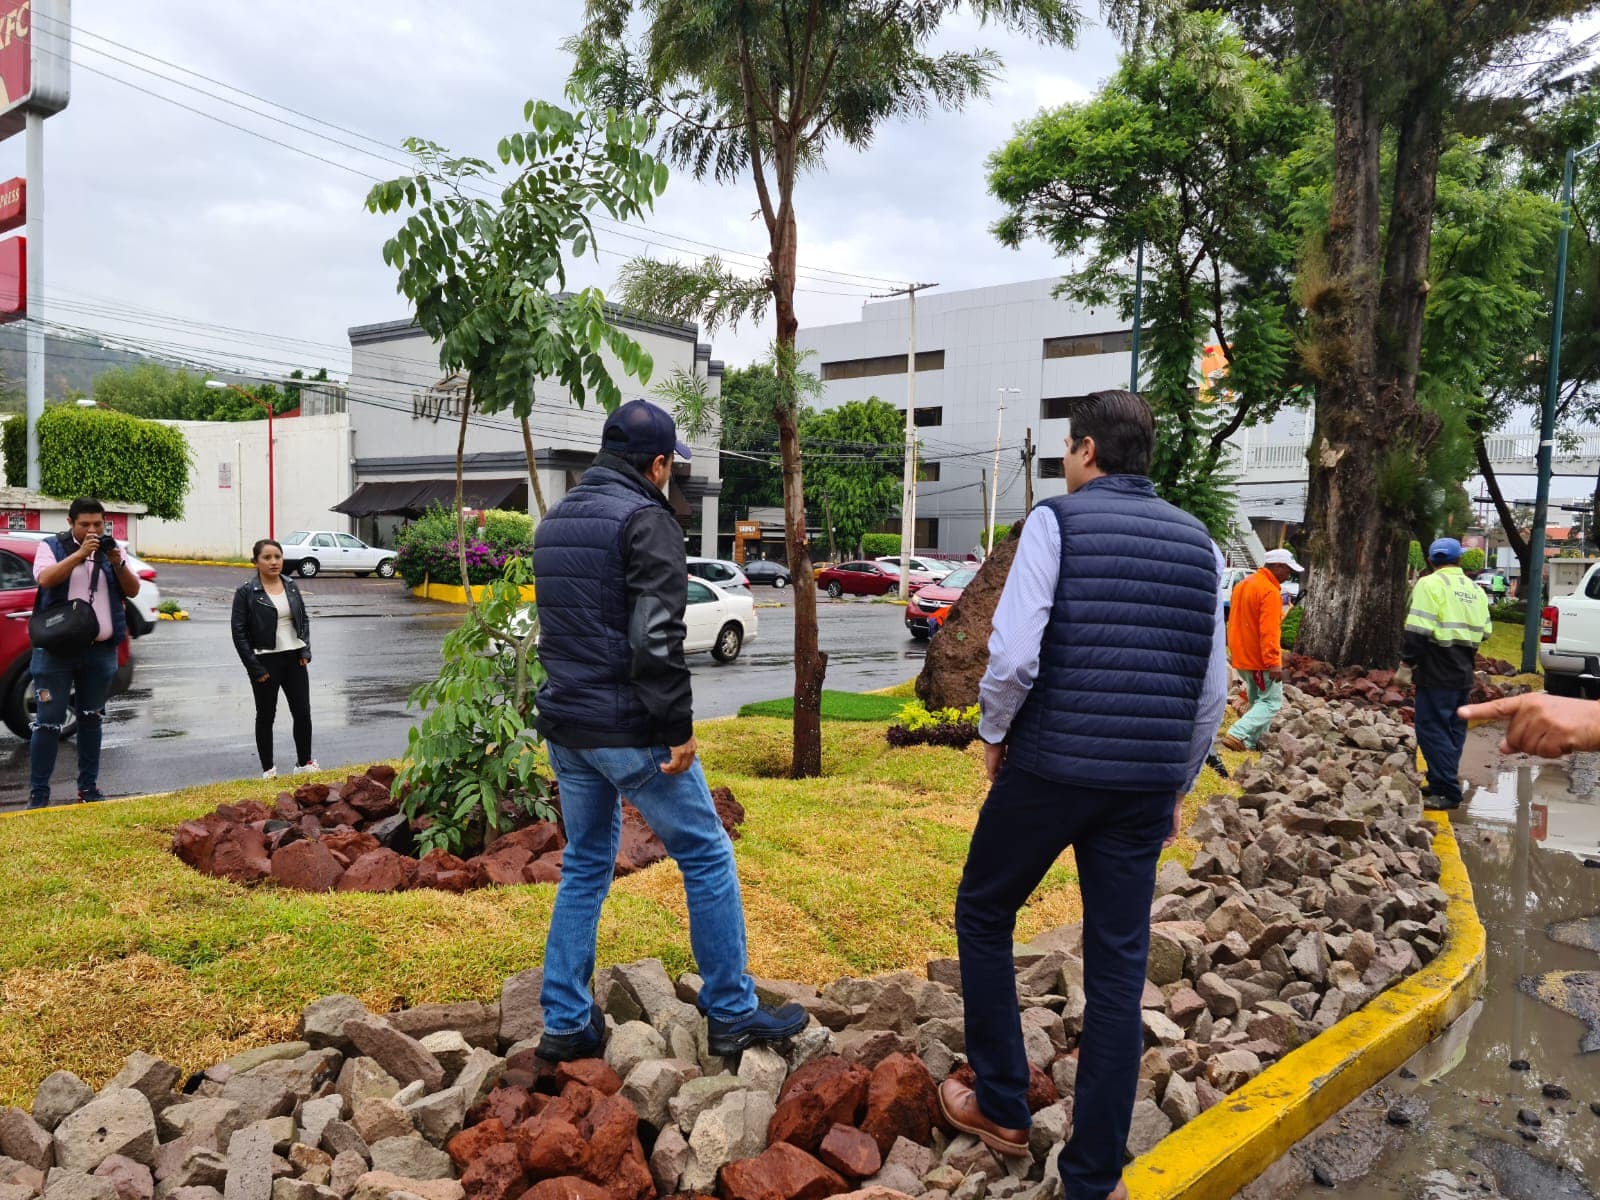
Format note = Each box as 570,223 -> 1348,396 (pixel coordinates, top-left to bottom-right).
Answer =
231,538 -> 316,779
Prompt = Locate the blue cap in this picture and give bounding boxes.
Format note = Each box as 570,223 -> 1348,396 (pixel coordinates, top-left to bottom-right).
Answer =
601,399 -> 691,461
1428,537 -> 1464,563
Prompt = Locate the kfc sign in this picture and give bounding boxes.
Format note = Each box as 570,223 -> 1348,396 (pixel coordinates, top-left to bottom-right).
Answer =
0,0 -> 69,141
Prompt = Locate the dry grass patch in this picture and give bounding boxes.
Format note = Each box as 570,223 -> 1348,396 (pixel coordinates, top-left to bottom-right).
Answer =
0,709 -> 1235,1105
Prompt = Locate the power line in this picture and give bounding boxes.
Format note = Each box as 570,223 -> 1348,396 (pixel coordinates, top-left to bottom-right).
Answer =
31,13 -> 903,294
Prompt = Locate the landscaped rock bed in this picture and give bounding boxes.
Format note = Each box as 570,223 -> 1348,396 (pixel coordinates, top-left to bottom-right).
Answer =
1283,651 -> 1526,722
170,766 -> 746,894
10,691 -> 1460,1200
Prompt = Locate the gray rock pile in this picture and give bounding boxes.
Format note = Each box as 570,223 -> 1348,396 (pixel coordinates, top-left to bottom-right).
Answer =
0,692 -> 1453,1200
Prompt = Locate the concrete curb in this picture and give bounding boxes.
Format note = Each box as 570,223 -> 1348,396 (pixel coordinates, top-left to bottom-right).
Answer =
1123,810 -> 1486,1199
411,581 -> 537,605
144,557 -> 250,568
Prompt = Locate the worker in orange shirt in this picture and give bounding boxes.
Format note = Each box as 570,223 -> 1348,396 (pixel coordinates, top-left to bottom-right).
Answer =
1219,549 -> 1302,751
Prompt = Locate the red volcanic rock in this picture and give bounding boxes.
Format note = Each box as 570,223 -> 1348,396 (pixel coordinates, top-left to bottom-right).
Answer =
321,830 -> 381,866
525,854 -> 563,886
710,787 -> 746,837
210,824 -> 272,883
172,813 -> 231,873
472,1088 -> 541,1131
367,764 -> 399,788
448,1118 -> 509,1171
487,824 -> 565,859
292,783 -> 331,805
414,848 -> 474,893
719,1143 -> 848,1200
322,801 -> 363,827
555,1061 -> 622,1098
337,848 -> 412,892
1026,1064 -> 1059,1114
859,1054 -> 938,1156
476,848 -> 534,887
519,1180 -> 612,1200
615,805 -> 668,874
514,1115 -> 589,1178
218,799 -> 271,824
770,1059 -> 870,1153
272,796 -> 303,822
270,838 -> 345,892
817,1125 -> 881,1180
461,1143 -> 527,1200
578,1093 -> 638,1185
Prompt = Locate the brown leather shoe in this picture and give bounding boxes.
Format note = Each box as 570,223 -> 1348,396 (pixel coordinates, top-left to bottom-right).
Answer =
937,1078 -> 1030,1159
1219,734 -> 1247,752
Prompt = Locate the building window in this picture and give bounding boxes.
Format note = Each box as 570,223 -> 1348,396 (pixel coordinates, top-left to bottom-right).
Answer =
1039,457 -> 1065,479
820,350 -> 944,381
1040,394 -> 1093,421
917,461 -> 941,482
912,406 -> 942,427
913,518 -> 940,550
1042,330 -> 1135,359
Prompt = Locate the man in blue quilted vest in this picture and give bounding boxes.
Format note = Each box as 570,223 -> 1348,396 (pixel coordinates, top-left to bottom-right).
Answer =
938,391 -> 1229,1200
530,399 -> 806,1062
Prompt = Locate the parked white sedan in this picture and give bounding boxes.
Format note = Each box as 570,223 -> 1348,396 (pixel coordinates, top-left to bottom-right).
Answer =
686,577 -> 757,663
280,531 -> 399,579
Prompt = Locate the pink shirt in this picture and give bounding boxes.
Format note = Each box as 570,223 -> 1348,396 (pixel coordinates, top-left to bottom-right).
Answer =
33,537 -> 115,642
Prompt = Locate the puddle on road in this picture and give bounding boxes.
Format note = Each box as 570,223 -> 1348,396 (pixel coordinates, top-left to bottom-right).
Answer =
1275,729 -> 1600,1200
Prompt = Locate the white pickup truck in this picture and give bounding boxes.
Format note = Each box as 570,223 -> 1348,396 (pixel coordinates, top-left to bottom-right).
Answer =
1539,563 -> 1600,697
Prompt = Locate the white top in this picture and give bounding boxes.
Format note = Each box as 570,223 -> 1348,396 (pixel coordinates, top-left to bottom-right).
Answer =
268,588 -> 305,654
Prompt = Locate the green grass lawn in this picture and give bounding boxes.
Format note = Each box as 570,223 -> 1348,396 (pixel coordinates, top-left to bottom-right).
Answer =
736,691 -> 910,721
0,707 -> 1240,1106
1480,619 -> 1533,670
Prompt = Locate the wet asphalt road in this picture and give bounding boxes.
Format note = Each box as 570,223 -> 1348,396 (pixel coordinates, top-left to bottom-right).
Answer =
0,566 -> 925,809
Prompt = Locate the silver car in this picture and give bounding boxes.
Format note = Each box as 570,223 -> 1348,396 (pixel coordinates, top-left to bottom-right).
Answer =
280,531 -> 399,579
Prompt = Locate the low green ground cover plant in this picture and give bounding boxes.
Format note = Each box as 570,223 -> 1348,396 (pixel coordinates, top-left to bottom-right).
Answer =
886,700 -> 981,749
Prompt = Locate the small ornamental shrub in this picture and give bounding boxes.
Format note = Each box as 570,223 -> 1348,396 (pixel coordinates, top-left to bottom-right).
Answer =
1281,604 -> 1303,649
1488,600 -> 1525,624
861,533 -> 901,558
395,504 -> 534,588
886,700 -> 982,749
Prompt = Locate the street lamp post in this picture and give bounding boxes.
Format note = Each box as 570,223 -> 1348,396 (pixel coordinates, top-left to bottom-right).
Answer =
1521,139 -> 1600,674
207,379 -> 275,539
989,387 -> 1020,554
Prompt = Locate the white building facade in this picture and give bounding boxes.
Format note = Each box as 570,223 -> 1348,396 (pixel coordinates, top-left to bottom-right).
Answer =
343,307 -> 724,556
797,278 -> 1144,556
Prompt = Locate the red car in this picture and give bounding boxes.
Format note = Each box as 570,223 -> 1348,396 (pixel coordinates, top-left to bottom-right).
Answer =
905,565 -> 978,638
815,560 -> 935,598
0,536 -> 135,740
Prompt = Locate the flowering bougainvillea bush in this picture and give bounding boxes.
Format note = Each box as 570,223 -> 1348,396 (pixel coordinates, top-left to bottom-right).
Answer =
396,504 -> 535,587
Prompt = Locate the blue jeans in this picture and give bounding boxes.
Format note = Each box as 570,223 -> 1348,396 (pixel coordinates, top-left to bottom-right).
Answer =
954,763 -> 1172,1200
28,642 -> 119,808
1414,686 -> 1472,806
540,741 -> 758,1034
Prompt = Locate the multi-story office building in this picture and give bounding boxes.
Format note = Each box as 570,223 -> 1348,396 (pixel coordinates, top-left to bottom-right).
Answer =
797,278 -> 1148,555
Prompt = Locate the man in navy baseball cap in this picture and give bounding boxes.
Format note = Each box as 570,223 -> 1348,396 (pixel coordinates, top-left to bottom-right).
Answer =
601,398 -> 693,463
528,396 -> 806,1063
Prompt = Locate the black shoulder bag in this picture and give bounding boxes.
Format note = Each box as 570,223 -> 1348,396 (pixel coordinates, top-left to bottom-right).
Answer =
29,540 -> 104,656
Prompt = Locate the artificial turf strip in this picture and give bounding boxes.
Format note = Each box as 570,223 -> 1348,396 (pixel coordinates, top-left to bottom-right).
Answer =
0,717 -> 1242,1105
736,691 -> 911,721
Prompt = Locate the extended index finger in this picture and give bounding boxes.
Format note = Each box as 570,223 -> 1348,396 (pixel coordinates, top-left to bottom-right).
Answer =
1457,694 -> 1532,723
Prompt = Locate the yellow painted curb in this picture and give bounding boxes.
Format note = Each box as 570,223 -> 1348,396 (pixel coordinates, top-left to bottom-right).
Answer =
1123,811 -> 1485,1199
156,610 -> 190,621
411,581 -> 537,605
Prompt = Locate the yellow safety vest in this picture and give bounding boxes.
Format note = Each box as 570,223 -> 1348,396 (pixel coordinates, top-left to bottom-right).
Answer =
1405,566 -> 1492,647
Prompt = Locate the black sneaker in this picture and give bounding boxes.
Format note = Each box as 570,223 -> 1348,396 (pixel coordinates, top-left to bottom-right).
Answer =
707,999 -> 808,1056
77,789 -> 106,804
1423,795 -> 1461,812
535,1002 -> 605,1062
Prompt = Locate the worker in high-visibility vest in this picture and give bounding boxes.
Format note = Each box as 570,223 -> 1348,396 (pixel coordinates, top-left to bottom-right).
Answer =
1397,538 -> 1493,811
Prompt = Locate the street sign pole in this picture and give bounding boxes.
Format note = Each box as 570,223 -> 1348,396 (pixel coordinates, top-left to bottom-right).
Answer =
24,107 -> 40,489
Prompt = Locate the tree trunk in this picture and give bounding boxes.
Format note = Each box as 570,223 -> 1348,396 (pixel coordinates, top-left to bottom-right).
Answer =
521,417 -> 549,519
772,206 -> 827,778
1297,60 -> 1443,669
1476,435 -> 1531,596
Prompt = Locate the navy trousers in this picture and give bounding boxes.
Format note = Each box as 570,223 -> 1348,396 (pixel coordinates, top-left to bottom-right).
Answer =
954,763 -> 1173,1200
1414,685 -> 1472,806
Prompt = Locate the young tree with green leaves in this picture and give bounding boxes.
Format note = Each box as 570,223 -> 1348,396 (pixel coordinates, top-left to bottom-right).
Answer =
1211,0 -> 1600,667
801,398 -> 906,554
571,0 -> 1078,777
366,88 -> 669,847
988,10 -> 1314,540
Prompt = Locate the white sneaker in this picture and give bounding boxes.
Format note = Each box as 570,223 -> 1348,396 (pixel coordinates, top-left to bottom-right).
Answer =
262,766 -> 278,780
294,760 -> 320,774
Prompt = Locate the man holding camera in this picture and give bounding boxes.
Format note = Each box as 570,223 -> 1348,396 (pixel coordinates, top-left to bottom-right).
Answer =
28,498 -> 140,808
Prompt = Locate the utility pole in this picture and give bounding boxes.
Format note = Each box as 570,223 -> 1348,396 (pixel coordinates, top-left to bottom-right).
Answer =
979,468 -> 989,534
989,387 -> 1019,554
873,281 -> 937,598
1021,427 -> 1036,511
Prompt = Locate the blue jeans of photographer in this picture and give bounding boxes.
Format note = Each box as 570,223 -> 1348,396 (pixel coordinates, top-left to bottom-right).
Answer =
28,642 -> 119,808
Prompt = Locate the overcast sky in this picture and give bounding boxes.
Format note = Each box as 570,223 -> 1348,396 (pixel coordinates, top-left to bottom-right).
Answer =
0,1 -> 1127,381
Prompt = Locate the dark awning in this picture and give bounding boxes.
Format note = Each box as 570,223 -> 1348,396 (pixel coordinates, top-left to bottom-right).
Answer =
332,481 -> 432,517
405,477 -> 527,513
667,474 -> 692,520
